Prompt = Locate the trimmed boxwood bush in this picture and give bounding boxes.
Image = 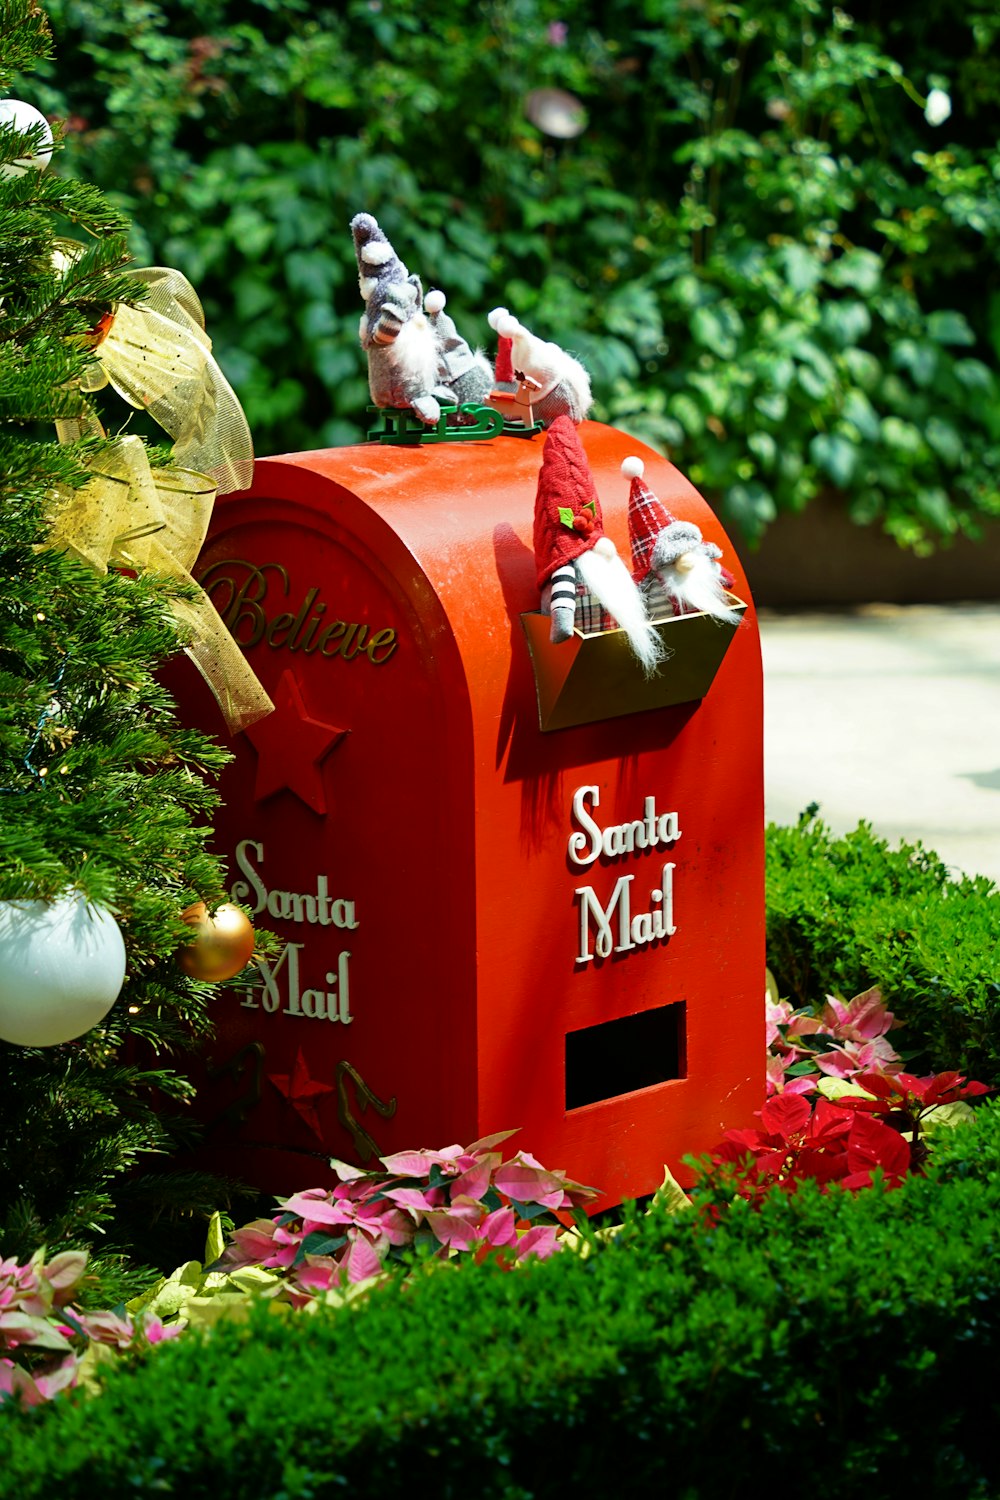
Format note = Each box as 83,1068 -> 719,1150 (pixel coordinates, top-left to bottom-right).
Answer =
5,1104 -> 1000,1499
766,812 -> 1000,1082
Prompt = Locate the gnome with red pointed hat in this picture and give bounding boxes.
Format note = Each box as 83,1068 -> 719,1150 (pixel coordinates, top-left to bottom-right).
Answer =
488,307 -> 592,426
622,455 -> 740,624
533,419 -> 663,673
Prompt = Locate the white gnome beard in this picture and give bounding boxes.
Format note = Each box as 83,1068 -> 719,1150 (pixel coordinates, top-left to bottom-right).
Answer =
576,545 -> 665,675
510,329 -> 592,418
656,552 -> 741,626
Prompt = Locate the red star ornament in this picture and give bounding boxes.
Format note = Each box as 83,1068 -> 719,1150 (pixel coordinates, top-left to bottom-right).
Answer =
244,668 -> 346,814
268,1045 -> 335,1142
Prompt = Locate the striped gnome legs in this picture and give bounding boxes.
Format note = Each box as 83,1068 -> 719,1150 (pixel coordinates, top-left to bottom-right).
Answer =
543,563 -> 579,644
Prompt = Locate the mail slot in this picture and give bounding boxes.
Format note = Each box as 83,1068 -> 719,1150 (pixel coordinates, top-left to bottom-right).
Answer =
178,420 -> 764,1210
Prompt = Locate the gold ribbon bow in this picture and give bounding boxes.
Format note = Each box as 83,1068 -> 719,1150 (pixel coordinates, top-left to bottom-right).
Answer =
46,244 -> 272,734
46,436 -> 273,734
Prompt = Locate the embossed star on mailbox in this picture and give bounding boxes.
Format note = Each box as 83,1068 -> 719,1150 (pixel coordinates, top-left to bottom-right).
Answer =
244,668 -> 347,814
268,1045 -> 335,1142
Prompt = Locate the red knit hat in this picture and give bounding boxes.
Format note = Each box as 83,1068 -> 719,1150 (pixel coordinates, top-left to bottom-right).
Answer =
533,416 -> 606,587
488,306 -> 516,386
623,456 -> 677,581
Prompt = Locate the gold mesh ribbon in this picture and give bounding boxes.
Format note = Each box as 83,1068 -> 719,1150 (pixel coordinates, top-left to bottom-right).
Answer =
47,436 -> 272,735
46,244 -> 270,734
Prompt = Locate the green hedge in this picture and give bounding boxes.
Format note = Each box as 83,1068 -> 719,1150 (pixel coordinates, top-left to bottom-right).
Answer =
766,813 -> 1000,1082
5,1103 -> 1000,1498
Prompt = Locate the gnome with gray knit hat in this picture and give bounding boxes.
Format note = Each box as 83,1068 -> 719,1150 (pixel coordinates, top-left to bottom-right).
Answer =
423,289 -> 493,406
622,455 -> 740,625
350,212 -> 443,424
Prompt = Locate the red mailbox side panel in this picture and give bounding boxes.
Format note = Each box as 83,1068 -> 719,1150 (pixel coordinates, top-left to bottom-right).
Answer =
183,472 -> 478,1191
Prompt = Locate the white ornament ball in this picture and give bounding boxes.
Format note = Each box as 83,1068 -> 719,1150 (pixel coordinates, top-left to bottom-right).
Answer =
0,894 -> 126,1047
0,99 -> 54,178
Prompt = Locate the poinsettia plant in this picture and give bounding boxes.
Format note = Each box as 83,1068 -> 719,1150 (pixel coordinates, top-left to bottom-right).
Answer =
707,1090 -> 911,1205
219,1130 -> 598,1302
766,983 -> 905,1096
0,1247 -> 180,1409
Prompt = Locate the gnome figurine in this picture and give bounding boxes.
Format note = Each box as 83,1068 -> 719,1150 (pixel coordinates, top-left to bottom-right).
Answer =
350,212 -> 442,424
534,418 -> 663,674
488,307 -> 592,426
622,456 -> 740,625
423,290 -> 493,407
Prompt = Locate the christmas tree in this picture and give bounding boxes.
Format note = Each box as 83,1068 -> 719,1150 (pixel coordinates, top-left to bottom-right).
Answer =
0,0 -> 253,1289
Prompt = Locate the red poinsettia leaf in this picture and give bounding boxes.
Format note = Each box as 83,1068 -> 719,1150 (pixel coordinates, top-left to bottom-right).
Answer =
829,1095 -> 889,1115
760,1092 -> 811,1142
846,1113 -> 911,1179
795,1147 -> 850,1184
808,1097 -> 854,1141
852,1072 -> 901,1101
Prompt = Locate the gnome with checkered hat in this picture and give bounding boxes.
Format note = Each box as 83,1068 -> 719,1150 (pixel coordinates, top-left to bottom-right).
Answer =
622,455 -> 740,624
534,418 -> 663,673
351,212 -> 443,423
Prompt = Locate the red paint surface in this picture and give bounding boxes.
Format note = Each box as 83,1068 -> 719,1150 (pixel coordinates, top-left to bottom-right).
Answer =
177,421 -> 764,1209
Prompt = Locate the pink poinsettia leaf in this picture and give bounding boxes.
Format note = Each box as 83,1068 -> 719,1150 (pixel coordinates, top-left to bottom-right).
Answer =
464,1128 -> 521,1154
328,1158 -> 375,1183
378,1149 -> 449,1178
448,1158 -> 495,1202
422,1210 -> 482,1250
278,1192 -> 348,1227
140,1314 -> 185,1345
342,1234 -> 384,1285
291,1258 -> 339,1293
79,1309 -> 135,1348
41,1252 -> 88,1299
381,1186 -> 436,1218
515,1224 -> 562,1261
478,1207 -> 518,1248
493,1161 -> 565,1206
220,1220 -> 278,1265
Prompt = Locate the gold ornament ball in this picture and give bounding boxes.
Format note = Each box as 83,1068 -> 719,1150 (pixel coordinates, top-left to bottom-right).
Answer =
178,902 -> 255,983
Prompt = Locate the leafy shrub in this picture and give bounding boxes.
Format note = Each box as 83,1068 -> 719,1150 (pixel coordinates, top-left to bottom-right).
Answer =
766,812 -> 1000,1082
7,1116 -> 1000,1497
19,0 -> 1000,548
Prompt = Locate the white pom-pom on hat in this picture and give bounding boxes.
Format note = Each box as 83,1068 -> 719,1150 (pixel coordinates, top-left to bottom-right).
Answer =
488,306 -> 509,332
621,456 -> 645,480
360,240 -> 394,266
424,289 -> 446,315
498,313 -> 522,339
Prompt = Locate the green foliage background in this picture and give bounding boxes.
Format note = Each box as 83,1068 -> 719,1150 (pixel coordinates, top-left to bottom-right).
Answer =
18,0 -> 1000,550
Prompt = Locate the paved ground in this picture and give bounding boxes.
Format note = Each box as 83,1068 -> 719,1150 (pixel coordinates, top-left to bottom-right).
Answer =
760,602 -> 1000,888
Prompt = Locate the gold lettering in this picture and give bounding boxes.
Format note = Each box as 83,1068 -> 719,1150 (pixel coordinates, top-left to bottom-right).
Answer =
265,612 -> 296,648
367,628 -> 398,665
340,624 -> 369,662
319,621 -> 348,656
198,560 -> 290,650
298,605 -> 328,653
196,561 -> 397,667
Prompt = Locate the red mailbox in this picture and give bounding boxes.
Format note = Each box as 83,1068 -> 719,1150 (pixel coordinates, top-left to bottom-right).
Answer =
180,421 -> 763,1210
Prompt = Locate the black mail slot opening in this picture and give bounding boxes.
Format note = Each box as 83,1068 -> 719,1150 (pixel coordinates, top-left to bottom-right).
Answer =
565,1001 -> 686,1111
